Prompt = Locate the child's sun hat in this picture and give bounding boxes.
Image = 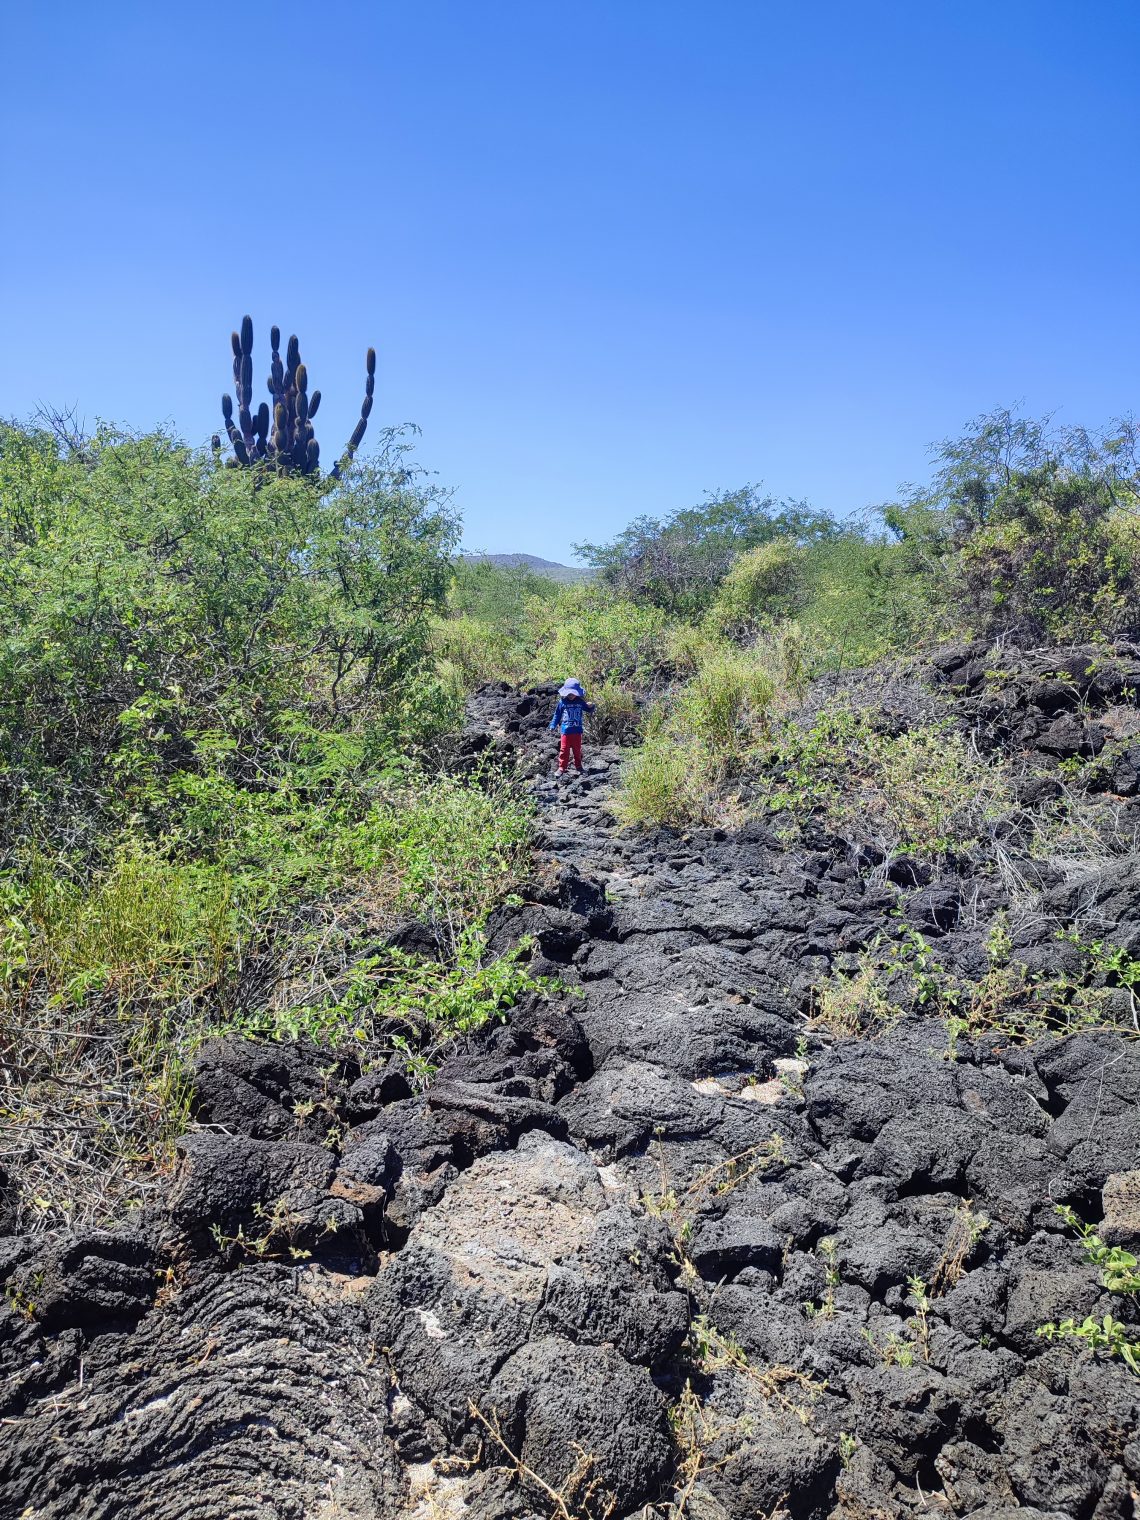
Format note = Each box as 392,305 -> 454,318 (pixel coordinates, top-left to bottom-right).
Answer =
558,678 -> 585,698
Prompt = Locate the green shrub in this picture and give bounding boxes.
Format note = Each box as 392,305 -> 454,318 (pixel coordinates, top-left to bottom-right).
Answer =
858,726 -> 1012,857
811,926 -> 1136,1045
1038,1204 -> 1140,1376
592,678 -> 643,743
765,711 -> 1012,859
676,648 -> 775,762
612,722 -> 718,828
433,560 -> 558,688
526,583 -> 670,689
706,541 -> 806,640
432,612 -> 529,689
0,847 -> 235,1012
242,931 -> 553,1062
883,409 -> 1140,644
0,422 -> 459,850
809,536 -> 949,667
341,771 -> 533,927
612,643 -> 778,826
957,468 -> 1139,642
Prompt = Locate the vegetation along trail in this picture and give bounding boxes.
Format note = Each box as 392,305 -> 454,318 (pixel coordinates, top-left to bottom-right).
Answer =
4,644 -> 1140,1519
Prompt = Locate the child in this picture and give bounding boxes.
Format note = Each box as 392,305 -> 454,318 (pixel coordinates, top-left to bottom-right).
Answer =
549,678 -> 595,775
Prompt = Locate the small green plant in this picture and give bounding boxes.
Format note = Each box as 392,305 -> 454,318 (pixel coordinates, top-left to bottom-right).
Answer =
929,1201 -> 989,1294
1036,1204 -> 1140,1376
859,1275 -> 932,1368
1036,1314 -> 1140,1375
1053,1203 -> 1140,1294
838,1431 -> 858,1468
686,1314 -> 825,1424
906,1274 -> 932,1361
4,1275 -> 42,1321
861,1324 -> 918,1369
943,1013 -> 969,1061
803,1235 -> 840,1320
810,929 -> 955,1040
985,912 -> 1012,966
812,923 -> 1136,1047
210,1197 -> 324,1262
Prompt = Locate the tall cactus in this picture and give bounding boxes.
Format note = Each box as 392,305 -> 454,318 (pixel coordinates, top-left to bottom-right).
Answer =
216,316 -> 375,477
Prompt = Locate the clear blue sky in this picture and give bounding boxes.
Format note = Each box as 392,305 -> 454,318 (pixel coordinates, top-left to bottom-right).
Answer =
2,2 -> 1138,563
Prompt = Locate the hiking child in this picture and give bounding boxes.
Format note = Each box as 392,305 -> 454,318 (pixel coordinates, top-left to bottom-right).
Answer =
549,678 -> 595,775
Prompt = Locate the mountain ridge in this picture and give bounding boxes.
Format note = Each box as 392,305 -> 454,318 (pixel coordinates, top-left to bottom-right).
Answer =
460,551 -> 593,582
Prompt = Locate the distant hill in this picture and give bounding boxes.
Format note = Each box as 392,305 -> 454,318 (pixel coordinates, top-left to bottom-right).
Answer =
460,552 -> 594,583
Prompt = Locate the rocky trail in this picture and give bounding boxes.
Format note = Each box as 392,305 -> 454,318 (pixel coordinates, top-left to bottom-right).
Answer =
3,661 -> 1140,1520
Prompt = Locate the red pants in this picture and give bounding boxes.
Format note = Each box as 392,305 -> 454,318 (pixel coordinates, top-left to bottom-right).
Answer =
559,733 -> 583,772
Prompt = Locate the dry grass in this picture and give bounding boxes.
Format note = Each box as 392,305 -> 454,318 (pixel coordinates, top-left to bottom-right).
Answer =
668,1380 -> 792,1520
929,1202 -> 990,1296
468,1400 -> 617,1520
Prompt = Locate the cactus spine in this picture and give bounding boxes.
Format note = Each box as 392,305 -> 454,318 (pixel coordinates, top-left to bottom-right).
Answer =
220,316 -> 376,477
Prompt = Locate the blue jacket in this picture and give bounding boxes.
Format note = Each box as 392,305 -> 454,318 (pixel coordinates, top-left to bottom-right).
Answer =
550,697 -> 594,735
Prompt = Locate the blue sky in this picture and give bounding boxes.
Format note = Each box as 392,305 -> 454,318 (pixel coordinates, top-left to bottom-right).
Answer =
2,2 -> 1138,562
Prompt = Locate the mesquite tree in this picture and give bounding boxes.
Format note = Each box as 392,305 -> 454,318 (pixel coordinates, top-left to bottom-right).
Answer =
216,315 -> 375,478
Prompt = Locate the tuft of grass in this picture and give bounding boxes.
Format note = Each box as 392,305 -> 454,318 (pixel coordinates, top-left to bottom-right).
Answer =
611,724 -> 718,829
613,642 -> 784,828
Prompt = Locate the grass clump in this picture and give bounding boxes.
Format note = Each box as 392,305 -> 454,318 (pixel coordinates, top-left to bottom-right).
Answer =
612,642 -> 786,827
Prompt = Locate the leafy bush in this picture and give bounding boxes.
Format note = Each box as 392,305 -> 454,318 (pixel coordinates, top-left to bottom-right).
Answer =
526,583 -> 670,689
705,540 -> 806,640
243,932 -> 553,1064
341,771 -> 533,927
704,526 -> 949,676
957,467 -> 1139,642
448,558 -> 553,623
432,560 -> 558,689
0,422 -> 459,850
591,678 -> 643,744
0,418 -> 535,1242
795,534 -> 952,670
432,613 -> 529,689
884,409 -> 1140,644
576,485 -> 836,618
0,847 -> 235,1012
